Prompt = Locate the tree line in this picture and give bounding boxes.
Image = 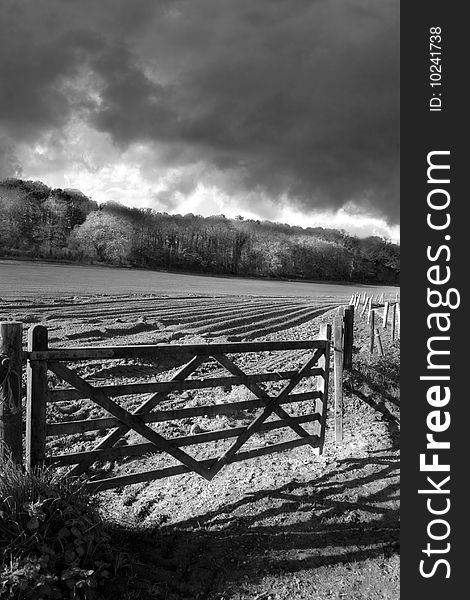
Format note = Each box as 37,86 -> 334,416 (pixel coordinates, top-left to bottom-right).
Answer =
0,178 -> 399,284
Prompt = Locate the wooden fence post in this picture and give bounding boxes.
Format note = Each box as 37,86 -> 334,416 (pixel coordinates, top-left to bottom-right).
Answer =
343,305 -> 354,370
382,301 -> 390,328
367,297 -> 373,323
369,309 -> 375,358
333,315 -> 343,443
315,323 -> 331,454
0,322 -> 23,464
391,303 -> 397,341
375,328 -> 384,356
26,325 -> 49,470
360,297 -> 369,318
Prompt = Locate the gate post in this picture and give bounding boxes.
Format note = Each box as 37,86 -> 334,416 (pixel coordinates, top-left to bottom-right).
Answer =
333,315 -> 344,443
26,325 -> 48,470
0,322 -> 23,464
315,323 -> 331,454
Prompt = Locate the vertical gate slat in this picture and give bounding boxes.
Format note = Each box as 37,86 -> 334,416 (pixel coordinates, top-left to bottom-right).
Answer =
315,324 -> 331,454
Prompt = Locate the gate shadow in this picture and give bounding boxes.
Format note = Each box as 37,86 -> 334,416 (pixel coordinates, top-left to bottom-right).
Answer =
108,452 -> 399,597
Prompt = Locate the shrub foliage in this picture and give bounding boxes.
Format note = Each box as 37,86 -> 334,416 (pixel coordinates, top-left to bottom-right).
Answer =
0,457 -> 112,599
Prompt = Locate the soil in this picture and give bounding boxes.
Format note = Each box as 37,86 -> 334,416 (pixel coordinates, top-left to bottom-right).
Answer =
5,290 -> 400,599
102,313 -> 400,600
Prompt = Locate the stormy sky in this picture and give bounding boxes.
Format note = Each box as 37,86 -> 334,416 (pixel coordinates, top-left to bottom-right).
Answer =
0,0 -> 399,240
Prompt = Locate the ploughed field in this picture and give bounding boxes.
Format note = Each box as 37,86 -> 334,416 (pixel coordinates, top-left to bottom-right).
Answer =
2,293 -> 344,345
0,269 -> 398,494
0,264 -> 400,599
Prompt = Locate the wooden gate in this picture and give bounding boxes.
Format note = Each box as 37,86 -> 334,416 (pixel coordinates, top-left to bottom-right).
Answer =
25,324 -> 331,492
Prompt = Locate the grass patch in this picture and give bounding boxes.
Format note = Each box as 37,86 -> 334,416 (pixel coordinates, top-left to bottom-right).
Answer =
0,455 -> 125,599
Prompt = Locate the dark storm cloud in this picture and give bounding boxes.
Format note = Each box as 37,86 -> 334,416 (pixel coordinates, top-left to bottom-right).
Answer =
0,137 -> 22,178
0,0 -> 399,223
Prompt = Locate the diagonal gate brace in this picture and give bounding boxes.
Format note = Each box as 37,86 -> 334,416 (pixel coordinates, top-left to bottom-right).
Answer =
213,353 -> 319,442
67,355 -> 205,476
207,347 -> 324,479
49,361 -> 212,480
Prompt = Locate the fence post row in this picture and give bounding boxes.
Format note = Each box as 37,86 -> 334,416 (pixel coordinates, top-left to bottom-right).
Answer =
0,322 -> 23,464
26,324 -> 49,470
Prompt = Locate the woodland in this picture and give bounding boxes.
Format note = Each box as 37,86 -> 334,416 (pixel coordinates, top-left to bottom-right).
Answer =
0,178 -> 399,284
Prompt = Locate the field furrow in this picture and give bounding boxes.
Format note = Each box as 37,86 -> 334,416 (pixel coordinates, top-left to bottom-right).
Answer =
222,305 -> 336,339
175,303 -> 305,332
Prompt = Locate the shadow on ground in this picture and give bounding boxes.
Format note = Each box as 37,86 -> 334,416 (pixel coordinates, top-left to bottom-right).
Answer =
103,340 -> 400,599
106,451 -> 399,599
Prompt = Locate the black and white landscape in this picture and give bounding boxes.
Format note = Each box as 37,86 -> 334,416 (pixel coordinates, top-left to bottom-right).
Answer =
0,2 -> 399,599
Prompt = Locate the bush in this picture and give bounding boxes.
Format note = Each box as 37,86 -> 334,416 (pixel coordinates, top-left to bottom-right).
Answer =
0,456 -> 113,599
